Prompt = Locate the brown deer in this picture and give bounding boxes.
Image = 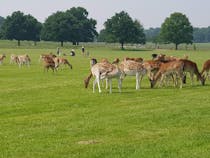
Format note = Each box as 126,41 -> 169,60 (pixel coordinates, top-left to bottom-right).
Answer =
150,60 -> 185,88
53,57 -> 72,70
180,59 -> 205,86
0,54 -> 6,65
200,59 -> 210,81
41,56 -> 57,72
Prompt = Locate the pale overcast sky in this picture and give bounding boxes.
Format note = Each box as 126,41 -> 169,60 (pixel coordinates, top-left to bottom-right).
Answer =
0,0 -> 210,31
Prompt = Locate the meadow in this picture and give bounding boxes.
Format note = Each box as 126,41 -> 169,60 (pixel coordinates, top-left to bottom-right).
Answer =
1,41 -> 210,158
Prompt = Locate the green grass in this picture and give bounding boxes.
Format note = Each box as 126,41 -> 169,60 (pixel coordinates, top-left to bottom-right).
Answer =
1,41 -> 210,158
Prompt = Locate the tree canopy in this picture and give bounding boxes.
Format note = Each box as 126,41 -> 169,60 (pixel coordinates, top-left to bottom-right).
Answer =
0,11 -> 42,46
160,12 -> 193,50
41,7 -> 97,46
0,16 -> 4,28
101,11 -> 145,49
0,16 -> 5,38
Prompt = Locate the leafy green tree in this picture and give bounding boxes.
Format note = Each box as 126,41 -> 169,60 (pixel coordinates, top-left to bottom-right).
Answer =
0,11 -> 42,46
41,11 -> 72,46
25,15 -> 42,45
160,12 -> 193,50
103,11 -> 145,49
0,16 -> 4,29
41,7 -> 97,46
0,16 -> 5,38
66,7 -> 97,45
97,29 -> 117,42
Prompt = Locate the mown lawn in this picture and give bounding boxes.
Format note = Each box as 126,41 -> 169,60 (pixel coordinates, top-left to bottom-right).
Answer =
1,43 -> 210,158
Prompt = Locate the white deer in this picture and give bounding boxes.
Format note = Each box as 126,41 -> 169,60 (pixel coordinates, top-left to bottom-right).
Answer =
91,62 -> 122,93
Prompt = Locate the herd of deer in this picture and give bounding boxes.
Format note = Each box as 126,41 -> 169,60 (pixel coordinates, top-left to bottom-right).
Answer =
0,53 -> 72,71
84,54 -> 210,93
1,52 -> 210,93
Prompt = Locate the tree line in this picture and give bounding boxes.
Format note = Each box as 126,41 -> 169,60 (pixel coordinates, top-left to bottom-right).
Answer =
145,27 -> 210,43
0,7 -> 209,49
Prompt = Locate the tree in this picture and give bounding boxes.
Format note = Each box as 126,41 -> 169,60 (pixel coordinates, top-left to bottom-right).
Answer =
41,7 -> 97,46
0,16 -> 5,38
103,11 -> 145,49
0,11 -> 42,46
0,16 -> 4,29
41,11 -> 71,47
160,12 -> 193,50
66,7 -> 97,45
25,15 -> 42,45
97,29 -> 117,42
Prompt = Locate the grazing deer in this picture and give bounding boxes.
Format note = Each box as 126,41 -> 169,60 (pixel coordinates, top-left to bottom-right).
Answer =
180,59 -> 205,86
200,59 -> 210,81
10,54 -> 19,64
143,60 -> 162,81
17,54 -> 31,68
91,62 -> 122,93
85,58 -> 115,90
150,60 -> 185,89
53,57 -> 73,70
0,54 -> 6,65
90,58 -> 97,68
39,53 -> 56,63
41,56 -> 57,72
119,59 -> 147,90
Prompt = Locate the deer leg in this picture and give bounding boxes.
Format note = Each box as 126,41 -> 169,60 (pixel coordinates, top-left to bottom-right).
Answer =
158,74 -> 165,88
118,78 -> 122,93
96,76 -> 101,93
136,73 -> 140,90
105,78 -> 108,89
178,72 -> 183,89
93,79 -> 97,93
109,79 -> 112,93
190,72 -> 194,85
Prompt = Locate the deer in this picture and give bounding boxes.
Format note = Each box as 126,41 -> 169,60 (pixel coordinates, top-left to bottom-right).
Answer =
200,59 -> 210,81
17,54 -> 31,68
85,58 -> 117,90
10,54 -> 19,64
41,56 -> 57,72
53,57 -> 73,70
0,54 -> 6,65
150,60 -> 185,89
119,59 -> 147,90
180,59 -> 205,86
91,62 -> 122,93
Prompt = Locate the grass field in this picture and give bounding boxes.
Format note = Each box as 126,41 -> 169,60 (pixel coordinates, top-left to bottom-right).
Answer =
1,41 -> 210,158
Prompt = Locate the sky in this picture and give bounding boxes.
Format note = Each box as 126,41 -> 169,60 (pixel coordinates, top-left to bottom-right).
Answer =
0,0 -> 210,31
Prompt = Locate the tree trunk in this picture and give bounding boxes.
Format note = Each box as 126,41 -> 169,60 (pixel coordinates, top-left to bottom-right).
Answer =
34,41 -> 37,46
77,42 -> 79,45
121,42 -> 124,50
175,43 -> 178,50
18,40 -> 20,46
73,42 -> 76,45
61,41 -> 63,47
